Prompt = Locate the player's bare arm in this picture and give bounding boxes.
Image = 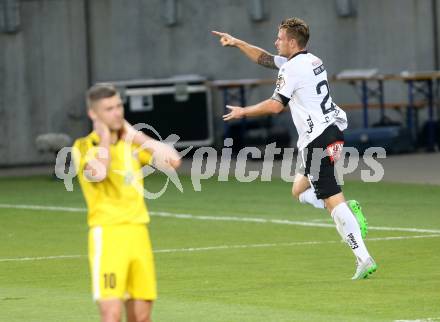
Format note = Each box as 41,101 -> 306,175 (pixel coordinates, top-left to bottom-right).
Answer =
84,119 -> 111,181
212,30 -> 278,69
223,99 -> 284,121
257,52 -> 277,69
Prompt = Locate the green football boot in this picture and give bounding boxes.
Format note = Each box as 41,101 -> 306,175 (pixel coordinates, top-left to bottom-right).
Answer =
347,200 -> 368,239
352,257 -> 378,280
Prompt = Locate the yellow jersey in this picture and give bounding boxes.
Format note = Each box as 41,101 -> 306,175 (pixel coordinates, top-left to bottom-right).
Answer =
73,132 -> 152,227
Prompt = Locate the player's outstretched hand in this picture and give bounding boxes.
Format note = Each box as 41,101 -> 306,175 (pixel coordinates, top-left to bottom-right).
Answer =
121,120 -> 181,170
223,105 -> 245,121
212,31 -> 239,47
151,141 -> 182,170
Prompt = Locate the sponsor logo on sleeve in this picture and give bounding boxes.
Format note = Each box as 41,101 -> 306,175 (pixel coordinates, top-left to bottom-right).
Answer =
313,64 -> 325,76
276,74 -> 285,91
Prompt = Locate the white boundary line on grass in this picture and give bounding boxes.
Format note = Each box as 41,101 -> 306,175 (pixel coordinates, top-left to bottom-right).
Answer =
1,203 -> 440,234
153,234 -> 440,254
1,234 -> 440,263
151,211 -> 440,234
395,318 -> 440,322
0,255 -> 84,262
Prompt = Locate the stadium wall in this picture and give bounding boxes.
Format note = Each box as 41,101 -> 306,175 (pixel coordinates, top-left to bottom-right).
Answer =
0,0 -> 438,165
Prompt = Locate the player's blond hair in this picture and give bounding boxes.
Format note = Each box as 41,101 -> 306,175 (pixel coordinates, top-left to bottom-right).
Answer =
279,17 -> 310,49
86,83 -> 118,109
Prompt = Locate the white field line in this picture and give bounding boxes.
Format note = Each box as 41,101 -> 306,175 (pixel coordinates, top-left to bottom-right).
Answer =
1,203 -> 440,234
309,218 -> 333,222
0,204 -> 86,212
395,318 -> 440,322
1,234 -> 440,263
0,255 -> 84,262
152,211 -> 440,234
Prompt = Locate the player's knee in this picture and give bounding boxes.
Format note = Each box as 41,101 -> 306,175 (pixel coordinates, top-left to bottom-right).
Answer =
101,309 -> 121,322
99,301 -> 122,322
292,185 -> 302,200
134,311 -> 152,322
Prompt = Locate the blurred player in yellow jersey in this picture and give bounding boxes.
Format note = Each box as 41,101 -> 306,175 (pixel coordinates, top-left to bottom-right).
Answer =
73,83 -> 181,322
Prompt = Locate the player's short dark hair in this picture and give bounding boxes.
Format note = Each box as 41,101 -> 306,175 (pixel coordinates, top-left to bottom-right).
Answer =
279,17 -> 310,48
86,83 -> 118,109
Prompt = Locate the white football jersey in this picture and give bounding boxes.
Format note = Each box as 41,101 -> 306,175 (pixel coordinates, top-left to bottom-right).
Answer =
273,52 -> 347,150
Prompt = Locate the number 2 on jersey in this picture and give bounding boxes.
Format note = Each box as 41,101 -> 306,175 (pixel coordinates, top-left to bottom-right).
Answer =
316,80 -> 336,115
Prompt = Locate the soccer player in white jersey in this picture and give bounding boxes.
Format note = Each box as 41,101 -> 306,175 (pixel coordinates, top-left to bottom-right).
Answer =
213,17 -> 377,279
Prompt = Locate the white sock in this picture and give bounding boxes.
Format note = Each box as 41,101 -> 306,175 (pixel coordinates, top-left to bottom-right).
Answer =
299,188 -> 325,209
331,202 -> 370,262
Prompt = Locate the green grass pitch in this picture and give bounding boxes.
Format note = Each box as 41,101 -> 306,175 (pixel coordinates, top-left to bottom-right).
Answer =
0,175 -> 439,321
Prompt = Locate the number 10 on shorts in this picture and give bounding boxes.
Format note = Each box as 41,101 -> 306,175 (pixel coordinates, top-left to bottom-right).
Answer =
103,273 -> 116,289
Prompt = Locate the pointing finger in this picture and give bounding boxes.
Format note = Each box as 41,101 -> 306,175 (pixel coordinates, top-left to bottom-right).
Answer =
211,30 -> 225,37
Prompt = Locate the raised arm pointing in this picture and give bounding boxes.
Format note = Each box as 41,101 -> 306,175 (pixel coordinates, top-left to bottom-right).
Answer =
212,30 -> 278,70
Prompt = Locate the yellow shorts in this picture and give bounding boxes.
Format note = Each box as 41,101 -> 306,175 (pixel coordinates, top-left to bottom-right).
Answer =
88,224 -> 157,301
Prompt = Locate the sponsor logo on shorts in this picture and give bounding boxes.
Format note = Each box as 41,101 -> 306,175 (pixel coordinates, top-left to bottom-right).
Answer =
326,141 -> 344,163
